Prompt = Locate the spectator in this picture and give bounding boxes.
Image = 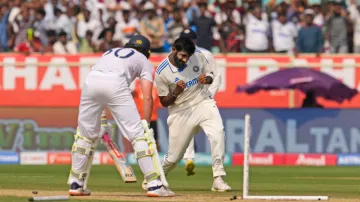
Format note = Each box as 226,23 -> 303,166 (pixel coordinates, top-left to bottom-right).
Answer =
271,12 -> 298,53
44,0 -> 59,22
162,7 -> 172,52
53,31 -> 77,54
97,28 -> 121,52
43,29 -> 57,53
49,8 -> 73,37
76,9 -> 103,43
34,9 -> 48,47
13,7 -> 34,49
296,9 -> 324,54
312,4 -> 324,27
244,5 -> 271,53
0,4 -> 9,52
218,9 -> 242,53
8,0 -> 21,29
167,7 -> 186,46
265,0 -> 278,21
185,1 -> 200,28
348,0 -> 360,53
79,30 -> 96,53
113,8 -> 139,45
215,0 -> 241,26
190,2 -> 216,51
139,2 -> 165,53
325,0 -> 349,53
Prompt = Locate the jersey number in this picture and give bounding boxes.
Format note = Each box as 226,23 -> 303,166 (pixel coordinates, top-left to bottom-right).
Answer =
103,48 -> 134,59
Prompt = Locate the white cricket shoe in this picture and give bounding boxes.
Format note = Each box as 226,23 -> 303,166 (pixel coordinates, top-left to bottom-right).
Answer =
211,176 -> 231,192
69,182 -> 91,196
147,185 -> 175,197
185,159 -> 195,176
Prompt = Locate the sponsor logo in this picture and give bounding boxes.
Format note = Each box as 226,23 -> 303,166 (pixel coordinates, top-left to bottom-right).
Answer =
20,152 -> 47,165
0,152 -> 19,164
101,152 -> 114,164
249,154 -> 274,165
47,152 -> 71,164
338,154 -> 360,166
295,154 -> 326,166
185,78 -> 198,88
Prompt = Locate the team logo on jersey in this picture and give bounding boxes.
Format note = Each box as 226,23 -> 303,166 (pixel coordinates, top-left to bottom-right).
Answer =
136,40 -> 142,44
193,66 -> 199,72
174,77 -> 180,83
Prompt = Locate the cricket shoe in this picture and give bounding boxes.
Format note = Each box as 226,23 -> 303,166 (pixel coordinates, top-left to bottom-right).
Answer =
211,176 -> 231,192
147,185 -> 175,197
185,159 -> 195,176
69,182 -> 91,196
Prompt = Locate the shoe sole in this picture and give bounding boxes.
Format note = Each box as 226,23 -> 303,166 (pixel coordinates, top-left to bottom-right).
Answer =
185,162 -> 195,176
69,191 -> 91,196
211,188 -> 231,192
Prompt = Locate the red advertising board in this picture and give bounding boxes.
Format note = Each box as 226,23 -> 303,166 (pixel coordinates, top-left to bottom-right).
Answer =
232,153 -> 337,166
47,152 -> 72,165
1,54 -> 360,108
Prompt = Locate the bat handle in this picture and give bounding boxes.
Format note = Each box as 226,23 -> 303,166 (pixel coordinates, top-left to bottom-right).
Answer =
102,133 -> 110,142
101,110 -> 108,125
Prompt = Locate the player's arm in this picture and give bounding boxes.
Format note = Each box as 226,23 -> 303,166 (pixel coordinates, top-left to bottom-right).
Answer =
140,79 -> 153,123
159,80 -> 186,107
140,60 -> 155,123
155,73 -> 185,107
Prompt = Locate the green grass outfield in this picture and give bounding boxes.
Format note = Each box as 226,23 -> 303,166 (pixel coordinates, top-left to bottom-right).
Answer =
0,165 -> 360,202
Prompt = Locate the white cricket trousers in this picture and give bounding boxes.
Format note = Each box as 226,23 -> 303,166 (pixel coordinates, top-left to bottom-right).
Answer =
78,70 -> 141,141
163,98 -> 226,177
72,70 -> 160,186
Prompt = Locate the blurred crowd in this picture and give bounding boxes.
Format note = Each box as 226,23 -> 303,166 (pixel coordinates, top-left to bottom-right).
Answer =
1,0 -> 360,55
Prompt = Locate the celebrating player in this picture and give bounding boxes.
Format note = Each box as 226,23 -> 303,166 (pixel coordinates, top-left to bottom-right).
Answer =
155,37 -> 231,192
67,35 -> 175,197
179,29 -> 222,176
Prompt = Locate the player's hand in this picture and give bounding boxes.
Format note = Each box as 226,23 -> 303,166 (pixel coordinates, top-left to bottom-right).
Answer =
198,74 -> 212,84
172,80 -> 186,96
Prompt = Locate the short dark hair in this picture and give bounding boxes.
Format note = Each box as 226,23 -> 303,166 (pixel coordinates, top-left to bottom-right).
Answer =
58,31 -> 67,37
36,9 -> 46,17
173,37 -> 195,56
278,12 -> 287,18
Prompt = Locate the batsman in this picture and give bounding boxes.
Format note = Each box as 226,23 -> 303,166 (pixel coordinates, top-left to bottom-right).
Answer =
67,35 -> 175,197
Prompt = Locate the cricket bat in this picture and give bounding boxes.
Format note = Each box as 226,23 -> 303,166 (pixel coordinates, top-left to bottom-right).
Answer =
101,112 -> 137,183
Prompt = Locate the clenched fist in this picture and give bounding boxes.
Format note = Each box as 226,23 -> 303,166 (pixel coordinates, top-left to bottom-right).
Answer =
172,80 -> 186,97
198,74 -> 212,84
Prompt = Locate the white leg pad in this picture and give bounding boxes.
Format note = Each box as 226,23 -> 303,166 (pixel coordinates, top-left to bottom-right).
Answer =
68,130 -> 97,186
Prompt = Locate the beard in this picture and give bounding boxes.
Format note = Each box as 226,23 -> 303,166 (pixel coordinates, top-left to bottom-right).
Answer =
174,52 -> 186,68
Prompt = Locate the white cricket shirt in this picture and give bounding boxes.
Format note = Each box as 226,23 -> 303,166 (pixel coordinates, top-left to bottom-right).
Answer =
155,51 -> 213,114
271,20 -> 298,52
245,13 -> 270,51
92,48 -> 153,86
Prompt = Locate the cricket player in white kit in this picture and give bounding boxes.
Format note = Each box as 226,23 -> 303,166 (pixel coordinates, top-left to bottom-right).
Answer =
67,35 -> 175,197
155,37 -> 231,192
179,29 -> 222,176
